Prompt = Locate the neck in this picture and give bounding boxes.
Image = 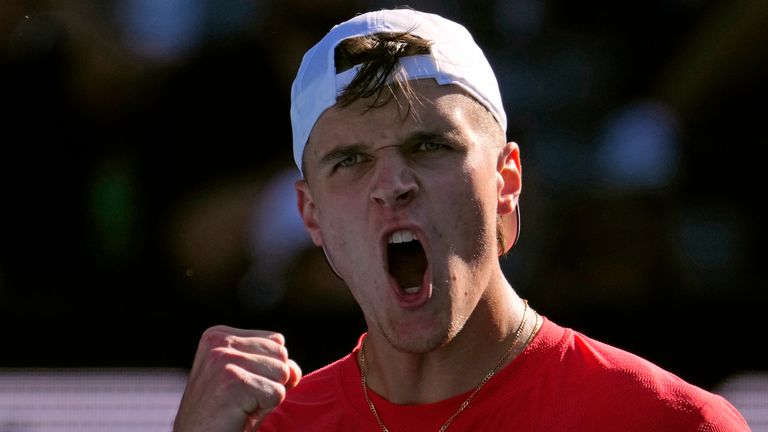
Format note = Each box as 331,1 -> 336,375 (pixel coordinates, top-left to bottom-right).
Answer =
360,285 -> 534,404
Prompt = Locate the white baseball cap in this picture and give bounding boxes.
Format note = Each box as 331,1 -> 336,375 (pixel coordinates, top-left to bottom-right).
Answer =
290,8 -> 520,252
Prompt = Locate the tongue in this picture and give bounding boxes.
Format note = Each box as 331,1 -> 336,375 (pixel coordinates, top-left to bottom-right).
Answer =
387,241 -> 427,289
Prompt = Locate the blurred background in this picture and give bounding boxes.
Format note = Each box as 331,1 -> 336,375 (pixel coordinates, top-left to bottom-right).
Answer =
1,0 -> 766,430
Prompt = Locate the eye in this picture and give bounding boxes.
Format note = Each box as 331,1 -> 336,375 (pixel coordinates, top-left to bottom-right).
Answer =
416,141 -> 445,152
337,153 -> 367,168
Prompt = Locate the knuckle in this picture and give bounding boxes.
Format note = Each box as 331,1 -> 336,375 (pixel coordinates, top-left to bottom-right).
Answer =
259,380 -> 287,408
259,356 -> 290,384
273,382 -> 287,402
271,344 -> 289,362
211,358 -> 290,414
200,326 -> 227,347
267,332 -> 286,346
221,363 -> 250,389
200,326 -> 240,351
274,361 -> 291,384
209,346 -> 236,364
279,345 -> 289,362
234,372 -> 287,413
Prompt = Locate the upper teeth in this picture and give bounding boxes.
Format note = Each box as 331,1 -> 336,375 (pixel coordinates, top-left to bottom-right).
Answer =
389,230 -> 416,244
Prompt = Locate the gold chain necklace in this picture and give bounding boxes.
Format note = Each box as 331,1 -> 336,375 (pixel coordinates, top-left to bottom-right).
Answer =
359,300 -> 537,432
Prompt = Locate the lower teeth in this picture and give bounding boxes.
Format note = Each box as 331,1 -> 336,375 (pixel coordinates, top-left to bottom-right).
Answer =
403,286 -> 420,294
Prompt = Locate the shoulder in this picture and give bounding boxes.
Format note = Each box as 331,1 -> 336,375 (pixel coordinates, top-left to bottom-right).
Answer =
527,318 -> 750,430
552,321 -> 712,401
541,318 -> 696,386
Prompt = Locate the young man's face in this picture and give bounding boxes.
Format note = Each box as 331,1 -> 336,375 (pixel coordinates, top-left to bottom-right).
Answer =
297,79 -> 518,353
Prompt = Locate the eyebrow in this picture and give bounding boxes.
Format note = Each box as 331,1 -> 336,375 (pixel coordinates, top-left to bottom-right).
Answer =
318,143 -> 369,168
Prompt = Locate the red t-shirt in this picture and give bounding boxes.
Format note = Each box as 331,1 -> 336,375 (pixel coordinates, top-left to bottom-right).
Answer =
259,317 -> 750,431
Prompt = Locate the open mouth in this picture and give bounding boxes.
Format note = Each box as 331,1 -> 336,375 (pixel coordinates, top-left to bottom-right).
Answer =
387,230 -> 428,294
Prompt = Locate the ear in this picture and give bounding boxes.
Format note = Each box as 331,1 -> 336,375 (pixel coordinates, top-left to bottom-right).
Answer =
496,141 -> 522,217
295,180 -> 325,247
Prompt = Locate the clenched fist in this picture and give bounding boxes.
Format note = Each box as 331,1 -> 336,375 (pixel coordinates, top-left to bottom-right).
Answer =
172,325 -> 302,432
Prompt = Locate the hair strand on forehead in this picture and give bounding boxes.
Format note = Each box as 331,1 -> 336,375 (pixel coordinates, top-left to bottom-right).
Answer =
335,32 -> 432,111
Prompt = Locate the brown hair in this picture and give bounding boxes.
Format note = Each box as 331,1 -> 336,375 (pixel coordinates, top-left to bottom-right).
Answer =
334,32 -> 432,109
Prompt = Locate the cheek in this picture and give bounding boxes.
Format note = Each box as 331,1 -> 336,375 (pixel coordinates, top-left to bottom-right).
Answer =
450,165 -> 499,249
315,195 -> 358,252
317,206 -> 343,241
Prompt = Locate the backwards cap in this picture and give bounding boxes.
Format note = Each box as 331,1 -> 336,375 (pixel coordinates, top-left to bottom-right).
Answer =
290,8 -> 520,252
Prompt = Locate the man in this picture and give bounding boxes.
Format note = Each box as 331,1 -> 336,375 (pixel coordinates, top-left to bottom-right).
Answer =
173,8 -> 750,431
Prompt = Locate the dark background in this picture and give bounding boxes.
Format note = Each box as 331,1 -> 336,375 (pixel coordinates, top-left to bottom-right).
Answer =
1,0 -> 766,393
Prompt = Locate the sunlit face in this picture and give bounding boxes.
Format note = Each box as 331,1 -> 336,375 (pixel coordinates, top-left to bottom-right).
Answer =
296,79 -> 510,354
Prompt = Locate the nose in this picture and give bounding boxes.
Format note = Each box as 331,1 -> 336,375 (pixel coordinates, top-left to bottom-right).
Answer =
369,154 -> 418,208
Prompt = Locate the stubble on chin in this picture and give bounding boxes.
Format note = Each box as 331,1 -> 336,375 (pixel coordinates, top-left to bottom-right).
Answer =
379,310 -> 460,355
